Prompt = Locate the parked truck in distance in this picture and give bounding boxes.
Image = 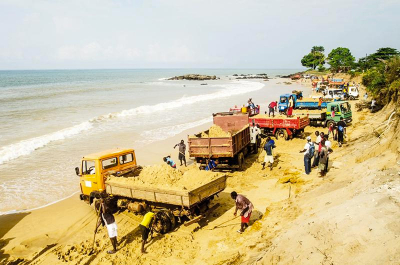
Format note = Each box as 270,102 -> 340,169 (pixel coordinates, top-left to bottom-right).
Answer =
292,101 -> 352,127
278,93 -> 334,113
76,148 -> 227,232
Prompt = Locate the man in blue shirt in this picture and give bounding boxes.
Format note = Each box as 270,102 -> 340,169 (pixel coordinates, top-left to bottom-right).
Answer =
205,158 -> 217,171
262,137 -> 276,170
163,156 -> 176,168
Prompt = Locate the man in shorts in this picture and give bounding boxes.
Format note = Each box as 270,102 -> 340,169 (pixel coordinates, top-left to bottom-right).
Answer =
139,211 -> 155,254
262,137 -> 276,170
173,140 -> 187,166
231,191 -> 253,234
95,200 -> 118,254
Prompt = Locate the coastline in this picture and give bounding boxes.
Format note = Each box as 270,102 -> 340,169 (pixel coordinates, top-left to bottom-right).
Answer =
6,76 -> 399,265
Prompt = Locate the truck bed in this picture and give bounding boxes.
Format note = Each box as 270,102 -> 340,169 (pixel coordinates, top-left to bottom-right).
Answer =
105,175 -> 227,208
250,114 -> 309,129
188,125 -> 250,158
292,109 -> 326,121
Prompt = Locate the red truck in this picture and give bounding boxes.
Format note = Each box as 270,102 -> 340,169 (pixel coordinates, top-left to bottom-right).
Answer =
188,113 -> 250,170
249,114 -> 309,140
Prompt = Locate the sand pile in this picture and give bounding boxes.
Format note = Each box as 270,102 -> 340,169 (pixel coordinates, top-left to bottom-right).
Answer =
200,124 -> 231,137
107,164 -> 221,190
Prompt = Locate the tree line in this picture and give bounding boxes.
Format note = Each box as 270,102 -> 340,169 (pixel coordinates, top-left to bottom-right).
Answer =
301,46 -> 400,104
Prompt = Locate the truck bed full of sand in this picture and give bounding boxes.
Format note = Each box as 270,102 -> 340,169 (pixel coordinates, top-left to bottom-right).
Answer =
107,164 -> 221,191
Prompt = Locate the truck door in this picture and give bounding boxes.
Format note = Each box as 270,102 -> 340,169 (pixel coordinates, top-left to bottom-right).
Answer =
81,160 -> 100,195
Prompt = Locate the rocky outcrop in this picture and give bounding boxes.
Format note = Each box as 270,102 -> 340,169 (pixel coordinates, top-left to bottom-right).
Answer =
234,73 -> 269,79
168,74 -> 217,81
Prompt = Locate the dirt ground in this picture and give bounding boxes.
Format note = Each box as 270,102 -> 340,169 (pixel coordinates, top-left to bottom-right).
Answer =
1,78 -> 400,265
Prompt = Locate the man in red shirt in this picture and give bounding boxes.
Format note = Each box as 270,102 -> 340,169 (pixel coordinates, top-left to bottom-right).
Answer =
268,101 -> 278,117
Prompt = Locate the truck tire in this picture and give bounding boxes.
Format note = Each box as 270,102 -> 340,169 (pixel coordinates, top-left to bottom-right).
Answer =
276,129 -> 289,140
349,96 -> 355,100
238,152 -> 244,171
154,210 -> 172,234
326,120 -> 336,128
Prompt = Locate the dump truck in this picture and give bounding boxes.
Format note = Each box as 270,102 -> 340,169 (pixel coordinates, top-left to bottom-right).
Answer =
278,93 -> 335,113
75,148 -> 227,232
292,101 -> 352,127
188,113 -> 250,170
249,114 -> 310,140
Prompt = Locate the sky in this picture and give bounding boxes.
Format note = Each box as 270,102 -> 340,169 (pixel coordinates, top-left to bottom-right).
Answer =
0,0 -> 399,70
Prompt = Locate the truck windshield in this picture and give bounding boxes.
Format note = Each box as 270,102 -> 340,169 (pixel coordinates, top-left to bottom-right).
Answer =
83,160 -> 95,175
340,102 -> 351,113
280,97 -> 287,103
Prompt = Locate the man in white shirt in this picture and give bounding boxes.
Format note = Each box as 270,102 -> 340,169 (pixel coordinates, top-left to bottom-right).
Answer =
250,123 -> 261,153
299,136 -> 313,175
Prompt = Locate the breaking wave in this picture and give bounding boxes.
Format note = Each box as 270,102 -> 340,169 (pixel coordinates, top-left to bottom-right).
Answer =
0,80 -> 264,164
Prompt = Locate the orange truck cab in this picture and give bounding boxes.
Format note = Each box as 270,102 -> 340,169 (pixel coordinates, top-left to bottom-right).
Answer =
75,148 -> 137,203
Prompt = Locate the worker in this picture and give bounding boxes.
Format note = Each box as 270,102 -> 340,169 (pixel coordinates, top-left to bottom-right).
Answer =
364,92 -> 368,100
163,156 -> 176,168
231,191 -> 253,234
241,104 -> 247,113
139,211 -> 156,254
299,136 -> 314,175
371,99 -> 376,112
287,95 -> 294,117
262,137 -> 276,170
336,117 -> 347,147
312,131 -> 321,168
173,140 -> 187,167
250,122 -> 261,153
318,97 -> 323,110
205,158 -> 217,171
95,199 -> 118,254
268,101 -> 278,117
247,98 -> 255,109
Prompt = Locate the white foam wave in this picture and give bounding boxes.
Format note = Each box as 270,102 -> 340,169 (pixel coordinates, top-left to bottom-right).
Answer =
0,121 -> 93,165
140,117 -> 213,143
0,80 -> 263,164
97,80 -> 264,120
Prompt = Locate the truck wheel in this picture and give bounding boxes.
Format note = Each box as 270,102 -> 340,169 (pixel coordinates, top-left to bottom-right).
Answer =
238,152 -> 244,171
154,210 -> 172,234
276,129 -> 289,140
349,96 -> 355,100
326,120 -> 335,128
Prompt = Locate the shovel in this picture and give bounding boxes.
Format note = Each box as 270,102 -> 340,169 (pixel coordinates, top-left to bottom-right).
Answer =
210,216 -> 238,230
88,203 -> 102,255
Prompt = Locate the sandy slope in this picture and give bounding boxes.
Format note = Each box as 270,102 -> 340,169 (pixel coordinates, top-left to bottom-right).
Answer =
1,78 -> 400,265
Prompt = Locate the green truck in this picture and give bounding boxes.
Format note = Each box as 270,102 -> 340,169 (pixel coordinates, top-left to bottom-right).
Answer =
292,101 -> 352,127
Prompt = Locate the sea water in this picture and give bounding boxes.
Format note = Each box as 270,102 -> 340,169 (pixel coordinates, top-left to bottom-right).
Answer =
0,69 -> 302,214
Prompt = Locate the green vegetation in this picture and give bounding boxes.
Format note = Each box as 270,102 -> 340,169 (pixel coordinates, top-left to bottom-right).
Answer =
357,47 -> 399,71
362,56 -> 400,104
301,46 -> 325,70
327,47 -> 355,73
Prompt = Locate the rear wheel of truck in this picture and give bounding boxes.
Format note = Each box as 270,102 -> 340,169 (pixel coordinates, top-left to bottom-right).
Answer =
154,210 -> 173,234
238,152 -> 244,171
326,120 -> 336,129
276,129 -> 289,140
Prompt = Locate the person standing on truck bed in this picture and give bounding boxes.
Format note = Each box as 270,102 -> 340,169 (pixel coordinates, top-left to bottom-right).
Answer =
287,95 -> 294,117
173,140 -> 187,167
95,200 -> 118,254
336,117 -> 347,147
268,101 -> 278,117
139,211 -> 155,254
318,97 -> 323,110
231,191 -> 253,234
262,137 -> 275,170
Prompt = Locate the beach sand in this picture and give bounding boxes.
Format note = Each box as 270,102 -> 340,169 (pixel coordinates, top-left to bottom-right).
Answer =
1,77 -> 400,265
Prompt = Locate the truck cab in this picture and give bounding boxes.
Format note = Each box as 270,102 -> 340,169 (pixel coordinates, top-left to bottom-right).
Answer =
347,86 -> 359,99
75,148 -> 137,202
323,88 -> 344,100
325,101 -> 352,127
278,93 -> 299,113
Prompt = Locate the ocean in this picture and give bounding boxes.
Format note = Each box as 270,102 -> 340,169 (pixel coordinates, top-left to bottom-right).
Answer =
0,69 -> 303,214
